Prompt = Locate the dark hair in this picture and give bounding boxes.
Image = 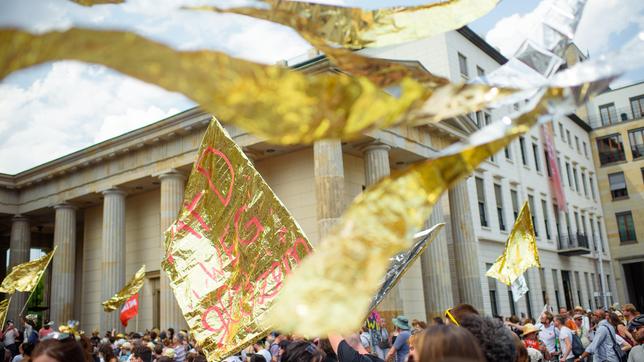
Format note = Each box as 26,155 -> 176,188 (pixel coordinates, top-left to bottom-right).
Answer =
415,324 -> 485,362
132,344 -> 152,362
513,334 -> 528,362
154,344 -> 164,355
32,339 -> 86,362
542,311 -> 554,323
432,317 -> 444,325
316,339 -> 336,361
99,342 -> 116,361
460,315 -> 517,362
554,315 -> 567,325
157,357 -> 174,362
281,341 -> 325,362
21,342 -> 35,356
607,312 -> 623,327
449,304 -> 480,325
250,354 -> 267,362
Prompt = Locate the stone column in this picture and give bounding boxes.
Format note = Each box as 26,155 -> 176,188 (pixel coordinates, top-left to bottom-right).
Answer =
314,140 -> 345,241
0,246 -> 7,282
421,199 -> 454,319
50,204 -> 77,324
100,188 -> 126,332
159,171 -> 188,330
8,216 -> 30,322
448,179 -> 484,311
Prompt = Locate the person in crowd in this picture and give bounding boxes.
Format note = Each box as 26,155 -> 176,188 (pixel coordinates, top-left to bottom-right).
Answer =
553,315 -> 575,362
328,333 -> 381,362
575,311 -> 621,362
412,324 -> 484,362
99,342 -> 118,362
152,344 -> 163,362
410,320 -> 426,335
622,304 -> 641,334
514,334 -> 530,362
572,314 -> 590,348
281,341 -> 325,362
37,322 -> 54,340
627,315 -> 644,362
385,316 -> 410,362
12,342 -> 34,362
317,339 -> 337,362
251,354 -> 267,362
2,321 -> 20,357
32,339 -> 85,362
534,311 -> 559,360
612,311 -> 636,348
520,323 -> 548,361
358,327 -> 371,354
23,316 -> 38,345
444,304 -> 480,326
173,333 -> 187,362
270,332 -> 285,361
572,307 -> 590,333
460,314 -> 517,362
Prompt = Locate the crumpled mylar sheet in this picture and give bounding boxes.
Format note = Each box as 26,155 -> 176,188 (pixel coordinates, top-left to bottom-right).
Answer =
161,119 -> 312,361
486,202 -> 540,286
102,265 -> 146,312
207,0 -> 498,50
0,297 -> 11,327
369,223 -> 444,311
0,28 -> 515,145
0,247 -> 56,294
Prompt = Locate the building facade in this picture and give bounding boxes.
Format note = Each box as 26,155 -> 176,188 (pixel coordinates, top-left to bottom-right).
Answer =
586,82 -> 644,311
0,28 -> 622,332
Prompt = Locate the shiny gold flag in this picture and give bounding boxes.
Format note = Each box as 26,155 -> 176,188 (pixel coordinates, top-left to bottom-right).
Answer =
0,28 -> 512,145
486,201 -> 541,286
0,297 -> 10,327
0,247 -> 56,294
102,265 -> 146,312
162,118 -> 312,361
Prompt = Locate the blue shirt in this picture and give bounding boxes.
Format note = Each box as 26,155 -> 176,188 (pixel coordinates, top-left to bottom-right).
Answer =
392,331 -> 410,362
584,320 -> 619,362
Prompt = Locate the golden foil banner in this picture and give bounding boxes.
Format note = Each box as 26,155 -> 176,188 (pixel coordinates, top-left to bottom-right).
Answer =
486,201 -> 541,286
161,118 -> 312,361
210,0 -> 499,49
102,265 -> 146,312
0,247 -> 56,294
0,297 -> 10,327
267,105 -> 543,336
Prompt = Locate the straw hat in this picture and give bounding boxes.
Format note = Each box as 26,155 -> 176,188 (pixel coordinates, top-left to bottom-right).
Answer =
521,323 -> 540,337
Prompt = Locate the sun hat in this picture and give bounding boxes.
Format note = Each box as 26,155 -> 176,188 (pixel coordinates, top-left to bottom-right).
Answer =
45,321 -> 55,327
521,323 -> 540,337
392,316 -> 411,330
163,348 -> 176,358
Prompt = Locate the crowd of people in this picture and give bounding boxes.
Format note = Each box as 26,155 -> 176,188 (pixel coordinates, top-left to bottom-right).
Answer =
0,303 -> 641,362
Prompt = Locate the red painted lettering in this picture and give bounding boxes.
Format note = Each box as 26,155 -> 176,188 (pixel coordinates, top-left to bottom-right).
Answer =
196,147 -> 235,207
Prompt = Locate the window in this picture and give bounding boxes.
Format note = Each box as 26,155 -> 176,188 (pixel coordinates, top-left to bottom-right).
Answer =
539,268 -> 547,304
542,199 -> 551,239
583,142 -> 588,158
477,66 -> 485,77
599,103 -> 618,125
581,171 -> 588,197
553,269 -> 561,310
575,136 -> 580,153
608,172 -> 628,200
597,220 -> 606,252
581,214 -> 588,236
559,123 -> 565,141
596,134 -> 626,165
508,289 -> 517,316
573,167 -> 579,192
476,177 -> 488,227
628,128 -> 644,159
589,175 -> 596,200
630,95 -> 644,119
511,189 -> 520,220
553,203 -> 561,240
528,195 -> 538,237
520,137 -> 528,166
616,211 -> 637,243
544,150 -> 552,176
486,263 -> 499,317
574,211 -> 580,233
458,53 -> 468,78
565,162 -> 573,189
494,184 -> 506,231
532,143 -> 541,171
505,146 -> 511,160
566,130 -> 572,147
590,220 -> 597,251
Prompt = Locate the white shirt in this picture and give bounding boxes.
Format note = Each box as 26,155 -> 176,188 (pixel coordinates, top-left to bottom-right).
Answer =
559,326 -> 573,358
536,322 -> 557,353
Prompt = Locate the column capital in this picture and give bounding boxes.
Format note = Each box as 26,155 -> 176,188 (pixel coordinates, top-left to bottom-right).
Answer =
158,169 -> 186,182
101,187 -> 127,197
361,141 -> 391,154
53,203 -> 77,211
11,214 -> 29,222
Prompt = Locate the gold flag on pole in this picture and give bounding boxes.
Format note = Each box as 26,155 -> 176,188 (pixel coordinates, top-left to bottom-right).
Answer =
0,247 -> 56,294
0,297 -> 10,327
486,201 -> 541,286
102,265 -> 146,312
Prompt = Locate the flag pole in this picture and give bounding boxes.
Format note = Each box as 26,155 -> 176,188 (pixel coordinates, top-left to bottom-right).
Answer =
19,246 -> 57,317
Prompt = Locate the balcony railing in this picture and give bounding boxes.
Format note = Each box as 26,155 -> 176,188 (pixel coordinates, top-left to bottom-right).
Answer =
598,149 -> 627,165
589,106 -> 643,129
557,232 -> 591,256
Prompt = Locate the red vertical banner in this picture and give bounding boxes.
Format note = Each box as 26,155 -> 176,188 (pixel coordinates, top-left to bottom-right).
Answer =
541,123 -> 567,212
120,293 -> 139,327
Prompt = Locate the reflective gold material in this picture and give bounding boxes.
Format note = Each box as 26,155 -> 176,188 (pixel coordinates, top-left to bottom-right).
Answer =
0,247 -> 56,294
267,107 -> 541,336
486,201 -> 540,286
210,0 -> 498,49
102,265 -> 146,312
0,297 -> 10,327
161,119 -> 312,361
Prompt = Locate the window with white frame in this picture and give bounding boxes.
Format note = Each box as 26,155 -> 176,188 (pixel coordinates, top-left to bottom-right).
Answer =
542,199 -> 551,239
494,184 -> 506,231
476,177 -> 488,227
458,53 -> 468,79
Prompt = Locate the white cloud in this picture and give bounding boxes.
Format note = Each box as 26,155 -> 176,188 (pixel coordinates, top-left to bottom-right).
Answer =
485,0 -> 644,58
0,62 -> 191,174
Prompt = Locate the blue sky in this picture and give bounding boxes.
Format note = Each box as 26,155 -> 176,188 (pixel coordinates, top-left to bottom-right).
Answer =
0,0 -> 642,174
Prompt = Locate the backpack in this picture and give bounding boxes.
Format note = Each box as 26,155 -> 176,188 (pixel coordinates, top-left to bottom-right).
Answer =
570,332 -> 584,357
